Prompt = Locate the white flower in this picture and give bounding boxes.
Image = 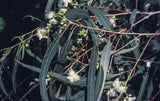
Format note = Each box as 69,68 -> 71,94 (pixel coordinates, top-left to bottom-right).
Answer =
63,0 -> 72,7
60,8 -> 67,13
49,18 -> 58,24
113,78 -> 120,89
124,97 -> 136,101
113,78 -> 127,93
128,97 -> 136,101
146,61 -> 151,68
109,18 -> 116,27
45,11 -> 55,19
116,86 -> 127,93
107,88 -> 116,97
67,69 -> 80,83
36,28 -> 47,40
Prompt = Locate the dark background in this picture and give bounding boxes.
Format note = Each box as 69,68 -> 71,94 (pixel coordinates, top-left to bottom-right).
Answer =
0,0 -> 46,49
0,0 -> 46,100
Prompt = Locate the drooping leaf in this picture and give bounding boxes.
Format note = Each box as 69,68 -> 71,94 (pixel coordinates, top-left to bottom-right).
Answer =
146,80 -> 153,99
65,8 -> 89,21
104,81 -> 113,89
12,44 -> 22,93
0,17 -> 5,32
137,71 -> 149,101
21,44 -> 25,60
53,31 -> 73,72
100,41 -> 111,72
84,19 -> 99,42
130,9 -> 137,25
87,44 -> 97,101
88,6 -> 112,31
96,41 -> 111,101
66,86 -> 71,100
71,91 -> 85,101
39,33 -> 62,101
94,66 -> 104,101
49,82 -> 57,101
0,71 -> 8,96
55,85 -> 62,99
45,0 -> 55,14
16,60 -> 88,86
113,41 -> 139,55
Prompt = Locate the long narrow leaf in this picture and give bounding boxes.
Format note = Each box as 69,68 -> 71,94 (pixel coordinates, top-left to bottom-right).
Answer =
87,44 -> 97,101
65,8 -> 89,21
39,33 -> 62,101
12,45 -> 22,93
88,6 -> 112,31
0,71 -> 8,96
130,9 -> 137,25
94,66 -> 104,101
66,86 -> 71,100
53,32 -> 73,72
71,91 -> 85,101
137,71 -> 149,101
96,41 -> 111,101
16,60 -> 88,86
114,41 -> 139,55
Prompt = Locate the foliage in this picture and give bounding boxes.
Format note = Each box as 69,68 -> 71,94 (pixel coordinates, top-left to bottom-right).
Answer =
1,0 -> 160,101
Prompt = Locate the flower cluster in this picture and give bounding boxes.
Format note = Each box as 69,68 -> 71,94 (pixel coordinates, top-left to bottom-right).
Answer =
62,0 -> 72,7
112,78 -> 127,93
36,28 -> 47,40
67,69 -> 80,83
107,78 -> 136,101
107,88 -> 116,97
109,16 -> 116,27
45,11 -> 58,25
124,96 -> 136,101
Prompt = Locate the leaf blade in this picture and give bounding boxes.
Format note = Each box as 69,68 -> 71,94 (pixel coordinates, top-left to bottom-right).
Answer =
87,44 -> 97,101
88,6 -> 112,31
65,8 -> 89,21
39,33 -> 62,101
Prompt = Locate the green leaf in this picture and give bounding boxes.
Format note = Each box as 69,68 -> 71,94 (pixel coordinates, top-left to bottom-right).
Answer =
104,81 -> 113,89
100,41 -> 111,72
0,71 -> 8,96
0,17 -> 5,32
94,66 -> 104,101
16,60 -> 89,87
49,82 -> 57,101
71,91 -> 85,101
146,80 -> 153,99
84,19 -> 99,42
130,9 -> 137,25
12,45 -> 22,93
55,85 -> 62,99
25,48 -> 42,63
137,71 -> 149,101
0,47 -> 12,62
21,44 -> 25,60
113,41 -> 139,55
66,86 -> 71,100
96,41 -> 111,101
53,31 -> 73,72
88,6 -> 112,31
65,8 -> 89,21
87,44 -> 97,101
39,33 -> 62,101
